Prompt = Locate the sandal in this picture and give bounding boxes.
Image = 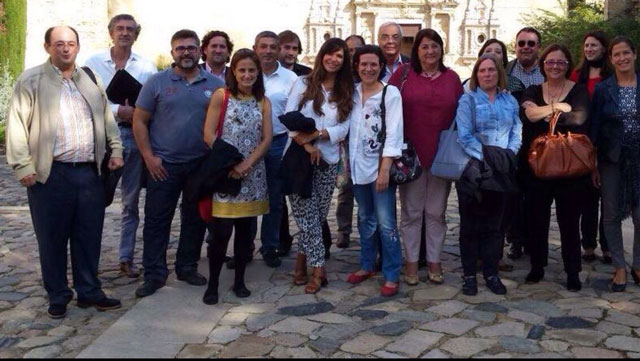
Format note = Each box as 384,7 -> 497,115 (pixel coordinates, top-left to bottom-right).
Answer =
404,274 -> 419,286
427,271 -> 444,285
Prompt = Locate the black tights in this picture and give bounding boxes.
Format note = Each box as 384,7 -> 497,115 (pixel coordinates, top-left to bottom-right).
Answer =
206,217 -> 254,294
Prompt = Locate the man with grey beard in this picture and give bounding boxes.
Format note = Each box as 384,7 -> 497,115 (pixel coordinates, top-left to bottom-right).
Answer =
132,29 -> 224,298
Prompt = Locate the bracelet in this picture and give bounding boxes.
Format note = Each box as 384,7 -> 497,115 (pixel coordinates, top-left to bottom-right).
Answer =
318,130 -> 323,139
551,103 -> 555,114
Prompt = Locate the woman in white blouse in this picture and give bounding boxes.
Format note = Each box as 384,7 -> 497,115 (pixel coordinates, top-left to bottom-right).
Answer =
345,45 -> 404,297
285,38 -> 354,294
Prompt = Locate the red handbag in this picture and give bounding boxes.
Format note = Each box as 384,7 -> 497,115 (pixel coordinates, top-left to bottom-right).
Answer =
198,89 -> 230,222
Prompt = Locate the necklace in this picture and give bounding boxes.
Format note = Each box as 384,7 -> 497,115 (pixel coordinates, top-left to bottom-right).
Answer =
422,69 -> 440,79
547,80 -> 566,104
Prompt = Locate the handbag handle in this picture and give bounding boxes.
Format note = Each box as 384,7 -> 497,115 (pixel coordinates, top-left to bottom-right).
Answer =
378,84 -> 389,156
548,111 -> 562,136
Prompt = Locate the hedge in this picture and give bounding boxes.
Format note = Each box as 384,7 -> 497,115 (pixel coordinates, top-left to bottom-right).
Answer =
0,0 -> 27,78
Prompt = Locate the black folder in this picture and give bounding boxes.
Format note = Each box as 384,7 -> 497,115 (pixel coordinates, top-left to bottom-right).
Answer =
105,69 -> 143,106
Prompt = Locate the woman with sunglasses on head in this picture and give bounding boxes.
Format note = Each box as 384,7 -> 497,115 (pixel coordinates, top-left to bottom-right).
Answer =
591,36 -> 640,292
570,30 -> 613,264
520,44 -> 591,292
286,38 -> 354,294
345,45 -> 404,296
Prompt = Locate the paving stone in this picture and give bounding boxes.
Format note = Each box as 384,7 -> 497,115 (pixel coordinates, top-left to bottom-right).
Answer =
228,303 -> 275,314
270,333 -> 306,347
385,330 -> 444,357
15,297 -> 46,310
207,326 -> 242,344
218,335 -> 275,358
527,325 -> 546,340
475,321 -> 526,338
0,336 -> 20,349
0,292 -> 28,302
540,340 -> 569,352
359,292 -> 408,307
420,318 -> 479,336
246,313 -> 286,332
499,336 -> 540,354
568,308 -> 603,319
611,301 -> 640,314
16,336 -> 60,349
595,321 -> 632,335
277,301 -> 334,316
554,297 -> 610,310
61,335 -> 93,350
340,333 -> 389,354
269,317 -> 322,336
463,310 -> 497,323
545,316 -> 596,329
508,310 -> 545,324
270,345 -> 317,358
308,337 -> 340,355
426,300 -> 468,317
277,294 -> 318,307
571,347 -> 623,358
22,345 -> 61,358
305,312 -> 353,324
606,310 -> 640,327
547,329 -> 607,346
505,300 -> 563,317
351,309 -> 388,320
421,349 -> 450,358
412,286 -> 459,301
373,350 -> 404,358
440,337 -> 497,357
313,322 -> 367,341
458,291 -> 506,304
47,325 -> 74,338
387,310 -> 437,323
474,303 -> 508,313
371,321 -> 413,336
219,312 -> 249,326
176,344 -> 222,358
0,276 -> 19,288
604,335 -> 640,352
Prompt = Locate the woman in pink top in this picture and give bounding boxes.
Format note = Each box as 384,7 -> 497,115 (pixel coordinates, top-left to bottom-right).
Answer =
389,29 -> 463,285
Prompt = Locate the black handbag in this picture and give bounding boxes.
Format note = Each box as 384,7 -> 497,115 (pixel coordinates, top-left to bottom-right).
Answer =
378,85 -> 422,185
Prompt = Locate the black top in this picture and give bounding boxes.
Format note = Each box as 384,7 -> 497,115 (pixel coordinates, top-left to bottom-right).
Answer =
292,63 -> 312,76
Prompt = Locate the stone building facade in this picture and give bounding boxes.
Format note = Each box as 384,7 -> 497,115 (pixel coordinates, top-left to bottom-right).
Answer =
24,0 -> 570,76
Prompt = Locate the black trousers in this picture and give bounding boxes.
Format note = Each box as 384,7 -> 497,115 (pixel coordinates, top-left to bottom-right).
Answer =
525,176 -> 587,275
207,217 -> 254,291
457,188 -> 508,279
580,183 -> 609,252
27,162 -> 106,305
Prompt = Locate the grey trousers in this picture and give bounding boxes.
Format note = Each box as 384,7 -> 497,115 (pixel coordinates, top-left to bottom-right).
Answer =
600,161 -> 640,269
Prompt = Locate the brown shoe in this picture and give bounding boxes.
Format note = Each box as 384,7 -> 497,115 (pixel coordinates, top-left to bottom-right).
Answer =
293,253 -> 308,286
305,267 -> 327,294
120,260 -> 140,278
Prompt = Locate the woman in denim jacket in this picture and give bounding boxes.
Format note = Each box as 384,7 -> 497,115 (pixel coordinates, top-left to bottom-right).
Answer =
455,54 -> 522,296
591,36 -> 640,292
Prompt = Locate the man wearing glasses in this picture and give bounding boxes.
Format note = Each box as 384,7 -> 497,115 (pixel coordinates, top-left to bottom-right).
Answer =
132,29 -> 224,298
377,22 -> 409,82
506,27 -> 545,88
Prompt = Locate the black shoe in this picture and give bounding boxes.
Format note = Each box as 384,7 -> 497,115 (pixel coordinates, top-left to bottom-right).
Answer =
632,270 -> 640,285
582,253 -> 597,262
418,258 -> 427,269
567,274 -> 582,292
324,248 -> 331,260
224,256 -> 232,263
203,288 -> 219,305
602,255 -> 613,264
507,245 -> 523,260
336,234 -> 350,249
177,272 -> 207,286
611,282 -> 627,292
135,280 -> 165,298
227,257 -> 236,270
47,304 -> 67,319
233,284 -> 251,298
485,276 -> 507,295
462,276 -> 478,296
525,269 -> 544,284
77,297 -> 122,311
276,245 -> 291,258
263,251 -> 282,268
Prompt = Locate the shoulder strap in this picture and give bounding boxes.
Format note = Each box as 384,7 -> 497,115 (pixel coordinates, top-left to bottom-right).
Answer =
469,93 -> 477,130
81,66 -> 97,85
400,64 -> 410,93
379,84 -> 389,155
215,89 -> 230,137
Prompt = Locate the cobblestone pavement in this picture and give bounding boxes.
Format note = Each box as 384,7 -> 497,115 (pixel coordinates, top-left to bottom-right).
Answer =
2,155 -> 640,358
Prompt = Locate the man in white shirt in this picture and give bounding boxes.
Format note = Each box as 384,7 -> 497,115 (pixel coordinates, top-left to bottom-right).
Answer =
253,31 -> 298,268
85,14 -> 157,278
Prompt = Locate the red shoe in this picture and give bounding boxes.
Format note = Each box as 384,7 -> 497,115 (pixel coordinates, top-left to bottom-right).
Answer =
346,271 -> 375,284
380,283 -> 399,297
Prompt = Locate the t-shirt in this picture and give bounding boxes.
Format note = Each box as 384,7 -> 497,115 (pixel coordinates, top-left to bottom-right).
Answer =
569,69 -> 602,99
136,67 -> 224,163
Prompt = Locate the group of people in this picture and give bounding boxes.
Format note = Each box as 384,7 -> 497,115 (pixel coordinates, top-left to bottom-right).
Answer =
5,13 -> 640,320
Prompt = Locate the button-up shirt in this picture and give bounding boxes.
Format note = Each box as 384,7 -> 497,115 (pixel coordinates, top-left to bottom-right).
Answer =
455,87 -> 522,161
349,82 -> 403,185
509,60 -> 544,89
381,55 -> 405,83
53,65 -> 95,163
285,76 -> 351,164
264,62 -> 298,135
205,62 -> 227,83
84,49 -> 157,121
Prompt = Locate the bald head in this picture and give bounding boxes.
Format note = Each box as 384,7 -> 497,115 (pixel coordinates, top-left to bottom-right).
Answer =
44,26 -> 80,72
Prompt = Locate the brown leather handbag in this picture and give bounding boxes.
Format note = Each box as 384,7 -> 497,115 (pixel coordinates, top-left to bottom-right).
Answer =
528,111 -> 596,179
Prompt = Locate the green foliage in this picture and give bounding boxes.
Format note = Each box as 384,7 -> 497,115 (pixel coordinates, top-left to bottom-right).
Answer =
523,0 -> 640,68
0,63 -> 14,144
0,0 -> 27,78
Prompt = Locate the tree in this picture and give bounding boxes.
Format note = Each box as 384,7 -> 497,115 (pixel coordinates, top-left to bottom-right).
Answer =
0,0 -> 27,78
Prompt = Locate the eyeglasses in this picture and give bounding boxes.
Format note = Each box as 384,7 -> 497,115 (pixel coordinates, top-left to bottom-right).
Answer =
174,46 -> 199,54
380,34 -> 401,42
517,40 -> 537,48
543,60 -> 569,67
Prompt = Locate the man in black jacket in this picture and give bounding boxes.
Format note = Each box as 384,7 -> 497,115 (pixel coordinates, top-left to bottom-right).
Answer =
200,30 -> 233,83
278,30 -> 311,76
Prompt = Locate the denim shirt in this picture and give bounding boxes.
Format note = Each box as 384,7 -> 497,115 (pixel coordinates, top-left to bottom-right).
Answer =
455,87 -> 522,160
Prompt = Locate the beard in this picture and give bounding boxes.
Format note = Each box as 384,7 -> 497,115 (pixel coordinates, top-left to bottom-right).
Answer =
176,55 -> 197,70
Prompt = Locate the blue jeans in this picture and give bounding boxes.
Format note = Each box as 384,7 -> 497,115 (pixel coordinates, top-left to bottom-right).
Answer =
27,162 -> 106,305
118,127 -> 144,262
260,133 -> 288,255
353,182 -> 402,282
142,159 -> 207,283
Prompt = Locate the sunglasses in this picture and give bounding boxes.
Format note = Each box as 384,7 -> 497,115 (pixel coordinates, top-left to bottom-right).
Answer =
517,40 -> 537,48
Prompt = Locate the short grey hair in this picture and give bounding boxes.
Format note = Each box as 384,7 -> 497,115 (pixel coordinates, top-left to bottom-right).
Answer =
108,14 -> 141,39
377,22 -> 403,38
